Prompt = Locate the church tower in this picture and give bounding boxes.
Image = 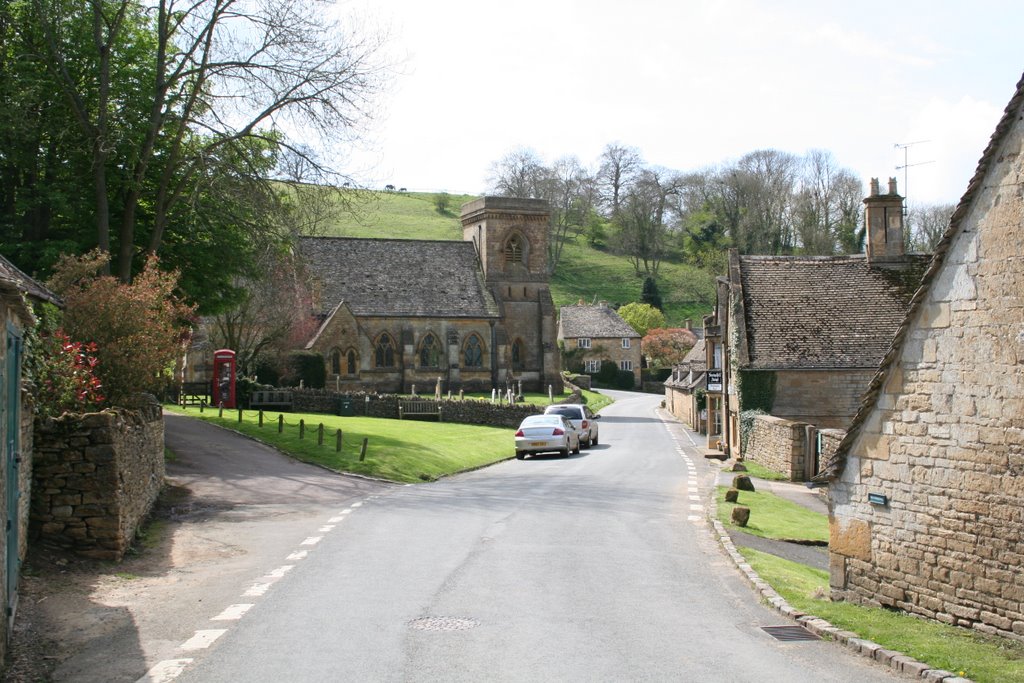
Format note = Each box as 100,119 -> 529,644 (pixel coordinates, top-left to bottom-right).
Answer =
460,197 -> 561,391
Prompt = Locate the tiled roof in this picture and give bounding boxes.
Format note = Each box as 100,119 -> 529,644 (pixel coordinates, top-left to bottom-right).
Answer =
0,253 -> 62,306
817,70 -> 1024,481
559,304 -> 641,339
739,254 -> 928,370
298,237 -> 499,318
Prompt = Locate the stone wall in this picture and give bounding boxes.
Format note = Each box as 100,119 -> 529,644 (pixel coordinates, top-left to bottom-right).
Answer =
829,104 -> 1024,640
31,398 -> 164,561
772,369 -> 877,429
743,414 -> 808,480
818,428 -> 845,474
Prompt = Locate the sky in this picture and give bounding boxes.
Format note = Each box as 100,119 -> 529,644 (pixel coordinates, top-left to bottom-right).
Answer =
336,0 -> 1023,208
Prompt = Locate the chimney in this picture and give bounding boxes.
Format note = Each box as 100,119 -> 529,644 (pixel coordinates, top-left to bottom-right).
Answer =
863,176 -> 905,265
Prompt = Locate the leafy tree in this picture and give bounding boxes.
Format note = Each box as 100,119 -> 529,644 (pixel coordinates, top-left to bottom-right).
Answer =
617,302 -> 665,337
640,276 -> 663,311
642,328 -> 697,368
47,251 -> 195,404
433,192 -> 452,214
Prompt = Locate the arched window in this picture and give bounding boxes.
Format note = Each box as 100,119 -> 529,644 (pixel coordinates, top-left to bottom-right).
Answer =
504,234 -> 524,266
511,338 -> 524,371
464,334 -> 484,368
331,348 -> 342,375
419,333 -> 441,368
374,333 -> 396,368
346,349 -> 358,375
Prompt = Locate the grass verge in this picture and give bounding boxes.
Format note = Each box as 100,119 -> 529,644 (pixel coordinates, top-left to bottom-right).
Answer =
736,460 -> 790,481
165,405 -> 513,483
741,548 -> 1024,683
715,486 -> 828,543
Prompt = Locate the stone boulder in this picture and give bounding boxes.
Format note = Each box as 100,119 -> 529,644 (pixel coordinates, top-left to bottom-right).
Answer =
733,474 -> 755,491
724,488 -> 739,503
732,506 -> 751,527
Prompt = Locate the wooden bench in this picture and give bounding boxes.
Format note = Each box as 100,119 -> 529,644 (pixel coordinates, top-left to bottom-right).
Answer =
250,390 -> 294,410
399,400 -> 442,421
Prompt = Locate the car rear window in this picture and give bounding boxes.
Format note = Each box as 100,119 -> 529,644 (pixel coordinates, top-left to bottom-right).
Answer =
546,406 -> 581,417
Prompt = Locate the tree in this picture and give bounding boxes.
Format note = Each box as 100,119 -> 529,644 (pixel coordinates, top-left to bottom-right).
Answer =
487,148 -> 547,198
613,168 -> 682,276
433,192 -> 451,214
8,0 -> 389,286
47,250 -> 195,404
792,150 -> 862,255
597,143 -> 643,217
640,276 -> 663,311
906,203 -> 955,252
617,302 -> 666,337
642,328 -> 698,368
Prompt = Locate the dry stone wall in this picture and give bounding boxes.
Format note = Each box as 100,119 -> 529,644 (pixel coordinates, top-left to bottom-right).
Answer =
743,414 -> 808,480
31,398 -> 164,561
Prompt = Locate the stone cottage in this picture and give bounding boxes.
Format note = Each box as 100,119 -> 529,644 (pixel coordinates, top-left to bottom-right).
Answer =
0,254 -> 61,661
299,197 -> 561,393
703,185 -> 929,460
664,339 -> 706,432
557,302 -> 642,387
820,72 -> 1024,640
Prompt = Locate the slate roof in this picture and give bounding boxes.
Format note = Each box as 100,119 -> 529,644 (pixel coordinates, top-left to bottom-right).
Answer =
0,253 -> 62,306
664,339 -> 707,389
739,254 -> 929,370
298,237 -> 499,318
817,70 -> 1024,481
559,304 -> 641,339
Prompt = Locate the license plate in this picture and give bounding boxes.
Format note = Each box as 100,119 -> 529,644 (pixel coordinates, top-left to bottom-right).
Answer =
530,441 -> 546,446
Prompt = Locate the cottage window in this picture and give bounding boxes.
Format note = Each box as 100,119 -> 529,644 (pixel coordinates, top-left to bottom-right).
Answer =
621,338 -> 631,349
585,359 -> 600,373
375,333 -> 396,368
419,333 -> 441,367
619,359 -> 633,371
331,348 -> 342,374
464,334 -> 484,368
577,338 -> 591,349
511,338 -> 524,370
346,349 -> 358,375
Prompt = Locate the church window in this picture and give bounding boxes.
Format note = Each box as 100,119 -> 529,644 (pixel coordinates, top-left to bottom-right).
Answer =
331,348 -> 342,374
504,235 -> 523,265
464,334 -> 484,368
375,333 -> 396,368
511,339 -> 524,370
346,349 -> 358,375
419,333 -> 442,368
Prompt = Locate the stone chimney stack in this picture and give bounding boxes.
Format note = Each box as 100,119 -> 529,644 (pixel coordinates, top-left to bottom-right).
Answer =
863,176 -> 906,265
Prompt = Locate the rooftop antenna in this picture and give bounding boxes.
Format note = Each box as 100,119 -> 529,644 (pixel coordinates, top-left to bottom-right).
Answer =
894,140 -> 934,213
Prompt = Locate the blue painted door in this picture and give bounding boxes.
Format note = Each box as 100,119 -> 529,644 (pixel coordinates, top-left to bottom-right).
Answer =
5,325 -> 22,619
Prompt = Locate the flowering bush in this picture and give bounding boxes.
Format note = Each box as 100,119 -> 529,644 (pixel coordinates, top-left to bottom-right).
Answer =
34,330 -> 105,417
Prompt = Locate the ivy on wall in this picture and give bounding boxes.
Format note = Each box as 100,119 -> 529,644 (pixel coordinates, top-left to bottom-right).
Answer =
739,370 -> 776,413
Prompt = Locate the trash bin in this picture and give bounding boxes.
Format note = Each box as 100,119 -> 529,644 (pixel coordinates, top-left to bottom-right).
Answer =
337,396 -> 354,416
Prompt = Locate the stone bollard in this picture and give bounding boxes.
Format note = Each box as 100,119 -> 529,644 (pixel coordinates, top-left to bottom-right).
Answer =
732,506 -> 751,527
733,474 -> 756,492
725,488 -> 740,503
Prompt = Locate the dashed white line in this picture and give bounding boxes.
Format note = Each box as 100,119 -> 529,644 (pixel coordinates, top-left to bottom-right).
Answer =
327,516 -> 347,523
351,502 -> 363,508
135,659 -> 193,683
286,550 -> 309,561
267,565 -> 294,578
243,582 -> 274,597
300,536 -> 323,546
318,525 -> 336,532
180,629 -> 227,651
211,604 -> 254,621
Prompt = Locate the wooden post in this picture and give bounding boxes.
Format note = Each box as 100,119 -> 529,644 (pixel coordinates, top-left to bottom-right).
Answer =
238,408 -> 243,423
359,437 -> 368,461
318,423 -> 324,446
299,419 -> 305,439
278,414 -> 284,433
219,405 -> 224,418
336,429 -> 343,452
199,400 -> 205,413
259,411 -> 264,428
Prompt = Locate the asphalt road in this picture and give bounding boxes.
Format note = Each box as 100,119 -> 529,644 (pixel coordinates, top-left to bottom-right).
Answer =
159,391 -> 900,683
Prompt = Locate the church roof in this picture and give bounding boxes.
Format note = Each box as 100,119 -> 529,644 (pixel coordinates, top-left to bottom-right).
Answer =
559,304 -> 641,339
738,254 -> 929,370
298,237 -> 499,318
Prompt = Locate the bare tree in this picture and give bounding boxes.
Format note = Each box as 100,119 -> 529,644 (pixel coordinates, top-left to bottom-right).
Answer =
487,147 -> 547,198
613,167 -> 683,276
597,143 -> 643,217
735,149 -> 799,254
793,149 -> 863,255
906,203 -> 955,252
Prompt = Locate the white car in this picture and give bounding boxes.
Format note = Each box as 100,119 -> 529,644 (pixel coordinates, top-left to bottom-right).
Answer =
543,404 -> 600,448
514,414 -> 581,459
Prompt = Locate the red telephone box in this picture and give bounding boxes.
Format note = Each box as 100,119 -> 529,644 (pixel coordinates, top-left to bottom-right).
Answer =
212,349 -> 237,409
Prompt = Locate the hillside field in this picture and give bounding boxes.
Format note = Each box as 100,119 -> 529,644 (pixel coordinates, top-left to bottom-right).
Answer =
318,189 -> 714,325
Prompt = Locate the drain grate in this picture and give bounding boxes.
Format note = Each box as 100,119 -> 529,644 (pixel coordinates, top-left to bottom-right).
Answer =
408,617 -> 480,632
761,625 -> 820,642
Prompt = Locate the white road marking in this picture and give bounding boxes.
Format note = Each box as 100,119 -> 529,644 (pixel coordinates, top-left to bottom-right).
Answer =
327,516 -> 347,523
689,495 -> 701,501
339,509 -> 352,515
690,504 -> 704,512
286,550 -> 308,561
300,536 -> 323,545
180,630 -> 227,651
267,565 -> 294,578
351,501 -> 363,508
135,659 -> 193,683
211,604 -> 254,621
318,525 -> 336,532
243,582 -> 274,597
688,515 -> 701,522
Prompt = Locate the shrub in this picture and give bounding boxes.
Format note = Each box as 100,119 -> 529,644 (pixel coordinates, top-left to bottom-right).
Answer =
32,330 -> 105,418
282,350 -> 325,388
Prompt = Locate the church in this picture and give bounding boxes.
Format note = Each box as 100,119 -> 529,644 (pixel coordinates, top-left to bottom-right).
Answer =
298,196 -> 562,394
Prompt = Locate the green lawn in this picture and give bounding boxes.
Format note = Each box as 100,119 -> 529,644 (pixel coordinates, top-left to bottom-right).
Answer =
715,486 -> 829,543
736,460 -> 790,481
166,405 -> 513,483
742,548 -> 1024,683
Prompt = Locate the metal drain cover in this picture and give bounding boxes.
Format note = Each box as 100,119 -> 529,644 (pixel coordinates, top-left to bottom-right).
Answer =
761,625 -> 820,642
408,617 -> 480,632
